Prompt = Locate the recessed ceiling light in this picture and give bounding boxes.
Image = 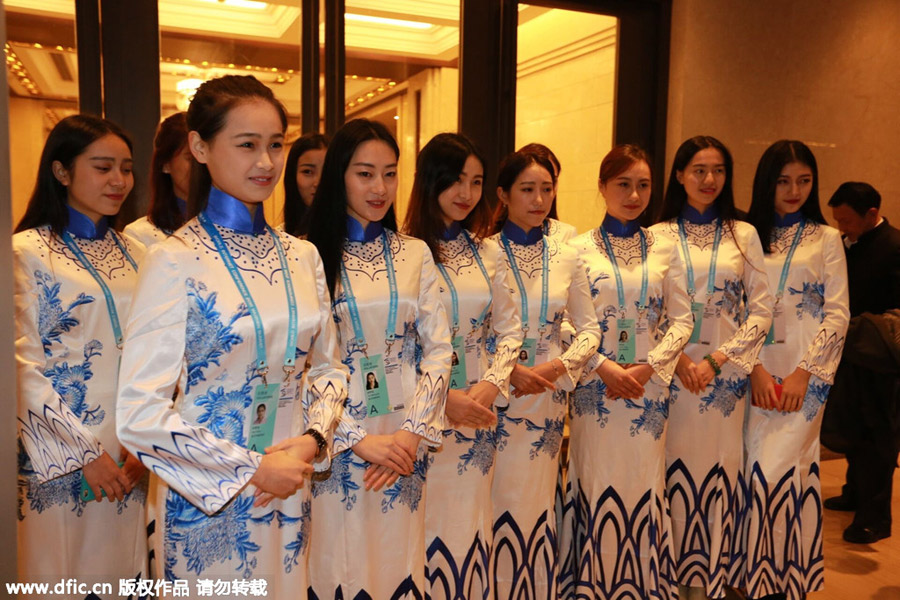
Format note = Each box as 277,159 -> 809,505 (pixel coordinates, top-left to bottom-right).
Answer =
345,13 -> 432,30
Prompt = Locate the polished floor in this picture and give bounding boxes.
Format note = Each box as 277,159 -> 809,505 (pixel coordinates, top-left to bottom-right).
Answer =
723,455 -> 900,600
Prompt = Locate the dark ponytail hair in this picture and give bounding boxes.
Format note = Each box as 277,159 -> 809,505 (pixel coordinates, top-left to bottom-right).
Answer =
490,150 -> 556,234
16,114 -> 134,235
306,119 -> 400,298
403,132 -> 489,262
148,111 -> 189,233
747,139 -> 826,254
186,75 -> 287,217
283,132 -> 328,237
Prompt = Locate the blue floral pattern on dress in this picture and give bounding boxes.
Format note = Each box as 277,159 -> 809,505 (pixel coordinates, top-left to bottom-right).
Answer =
312,449 -> 366,510
789,281 -> 826,322
801,380 -> 831,422
381,454 -> 429,513
455,428 -> 495,475
624,397 -> 668,440
640,294 -> 665,332
184,278 -> 249,393
398,318 -> 423,373
494,412 -> 520,452
588,272 -> 610,299
282,499 -> 311,572
572,379 -> 610,426
35,269 -> 94,357
699,377 -> 747,417
717,278 -> 744,324
194,368 -> 260,447
44,339 -> 105,426
525,417 -> 564,459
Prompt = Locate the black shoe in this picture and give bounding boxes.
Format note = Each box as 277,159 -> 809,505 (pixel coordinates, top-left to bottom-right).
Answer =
842,523 -> 891,544
824,494 -> 856,511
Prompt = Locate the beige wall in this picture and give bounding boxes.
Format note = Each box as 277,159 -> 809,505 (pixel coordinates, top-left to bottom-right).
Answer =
515,10 -> 618,233
8,96 -> 49,227
667,0 -> 900,226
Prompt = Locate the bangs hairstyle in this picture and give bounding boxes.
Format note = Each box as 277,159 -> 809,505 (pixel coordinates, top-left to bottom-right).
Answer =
657,135 -> 737,223
283,132 -> 329,237
306,118 -> 400,298
186,75 -> 288,217
403,132 -> 489,262
16,114 -> 134,236
747,139 -> 826,254
148,111 -> 189,233
490,150 -> 557,234
518,142 -> 560,220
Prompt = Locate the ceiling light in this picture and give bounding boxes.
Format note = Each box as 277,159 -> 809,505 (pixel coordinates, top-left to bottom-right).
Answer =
196,0 -> 267,9
345,13 -> 432,30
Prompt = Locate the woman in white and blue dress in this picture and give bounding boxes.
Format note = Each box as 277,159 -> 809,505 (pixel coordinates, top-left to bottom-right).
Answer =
489,149 -> 601,599
562,144 -> 693,600
650,136 -> 773,600
14,114 -> 147,597
305,119 -> 453,599
117,75 -> 348,595
743,140 -> 849,600
404,133 -> 523,599
123,111 -> 191,248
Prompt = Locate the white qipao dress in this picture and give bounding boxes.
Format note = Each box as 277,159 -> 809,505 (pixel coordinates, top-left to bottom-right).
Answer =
308,218 -> 452,599
544,217 -> 577,242
489,221 -> 601,600
561,215 -> 693,600
649,206 -> 772,597
15,207 -> 147,596
743,214 -> 849,600
117,189 -> 348,596
123,198 -> 187,249
425,222 -> 523,600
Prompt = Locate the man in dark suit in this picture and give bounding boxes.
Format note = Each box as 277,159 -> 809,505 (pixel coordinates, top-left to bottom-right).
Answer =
825,182 -> 900,544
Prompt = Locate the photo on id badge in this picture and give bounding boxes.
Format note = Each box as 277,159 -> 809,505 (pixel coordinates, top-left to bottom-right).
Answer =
617,317 -> 649,363
362,353 -> 403,415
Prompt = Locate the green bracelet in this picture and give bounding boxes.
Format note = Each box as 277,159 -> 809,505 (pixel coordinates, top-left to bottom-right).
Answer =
703,354 -> 722,376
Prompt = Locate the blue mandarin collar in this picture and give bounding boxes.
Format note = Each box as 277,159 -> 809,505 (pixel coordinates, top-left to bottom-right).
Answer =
203,187 -> 267,234
65,206 -> 108,240
346,215 -> 384,243
775,211 -> 803,227
681,203 -> 719,224
441,221 -> 462,241
502,220 -> 543,245
602,214 -> 640,237
176,197 -> 188,218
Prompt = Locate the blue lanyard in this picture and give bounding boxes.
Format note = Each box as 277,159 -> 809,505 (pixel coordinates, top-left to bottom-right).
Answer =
500,231 -> 549,335
199,212 -> 298,382
340,231 -> 398,356
436,230 -> 493,335
677,217 -> 722,303
61,230 -> 137,348
774,219 -> 807,301
599,226 -> 648,316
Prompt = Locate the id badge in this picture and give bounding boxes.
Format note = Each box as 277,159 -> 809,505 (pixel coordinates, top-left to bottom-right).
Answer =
699,302 -> 718,346
247,383 -> 280,452
634,318 -> 650,364
689,301 -> 704,344
271,379 -> 299,446
519,338 -> 537,367
449,335 -> 469,390
765,302 -> 787,345
361,353 -> 405,416
80,461 -> 125,502
616,318 -> 635,364
464,333 -> 480,386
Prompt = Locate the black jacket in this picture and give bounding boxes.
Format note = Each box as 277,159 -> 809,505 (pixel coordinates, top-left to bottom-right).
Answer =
844,218 -> 900,317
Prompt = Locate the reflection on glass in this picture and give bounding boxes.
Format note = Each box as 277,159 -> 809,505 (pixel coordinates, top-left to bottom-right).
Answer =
516,7 -> 617,234
5,0 -> 79,224
343,0 -> 460,221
